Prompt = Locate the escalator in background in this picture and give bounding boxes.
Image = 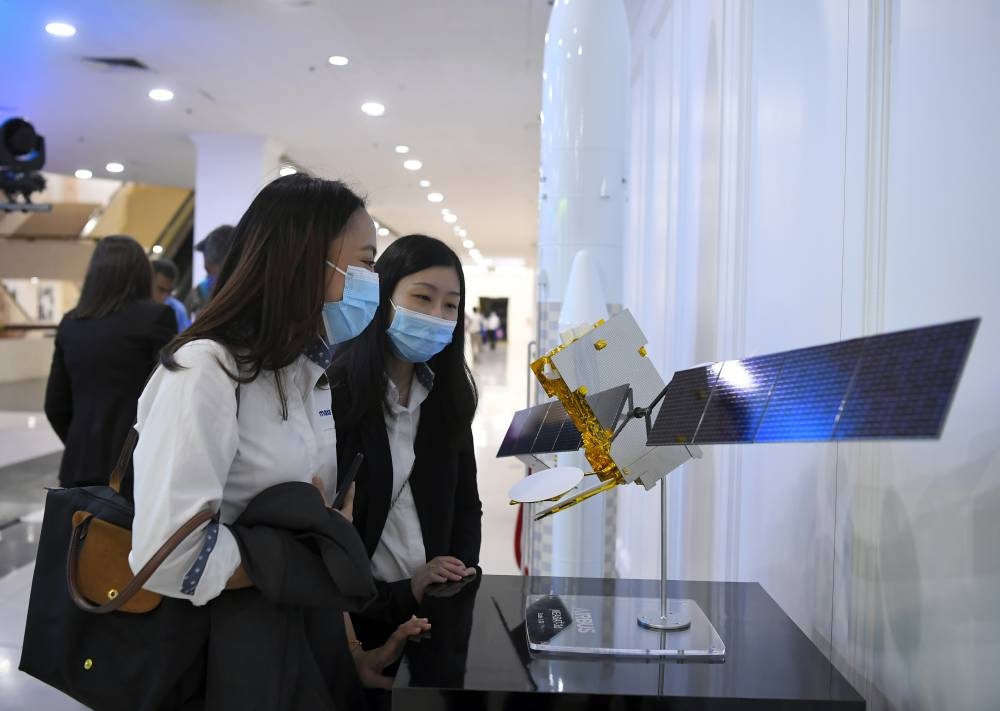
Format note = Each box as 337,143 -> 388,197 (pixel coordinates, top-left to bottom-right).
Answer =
1,179 -> 194,383
149,189 -> 195,302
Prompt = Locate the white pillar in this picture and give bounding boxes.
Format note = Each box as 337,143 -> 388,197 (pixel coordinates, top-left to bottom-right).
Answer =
533,0 -> 630,578
189,133 -> 284,283
537,0 -> 629,315
549,250 -> 611,578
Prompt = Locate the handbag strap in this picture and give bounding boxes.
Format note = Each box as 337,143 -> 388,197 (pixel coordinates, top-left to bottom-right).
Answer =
67,508 -> 216,614
75,364 -> 242,612
108,428 -> 138,494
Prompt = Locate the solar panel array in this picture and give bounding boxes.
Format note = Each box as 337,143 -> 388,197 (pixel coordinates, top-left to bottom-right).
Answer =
647,319 -> 978,446
496,384 -> 630,458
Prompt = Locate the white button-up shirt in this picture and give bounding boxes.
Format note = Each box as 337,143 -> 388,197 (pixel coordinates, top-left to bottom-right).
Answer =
369,374 -> 429,583
129,339 -> 338,606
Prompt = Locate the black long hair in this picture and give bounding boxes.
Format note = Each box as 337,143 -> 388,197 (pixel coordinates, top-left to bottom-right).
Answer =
331,234 -> 478,436
68,235 -> 152,319
162,174 -> 366,417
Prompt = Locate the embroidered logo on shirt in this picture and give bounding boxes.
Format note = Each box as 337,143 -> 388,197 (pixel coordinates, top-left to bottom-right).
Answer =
318,409 -> 332,417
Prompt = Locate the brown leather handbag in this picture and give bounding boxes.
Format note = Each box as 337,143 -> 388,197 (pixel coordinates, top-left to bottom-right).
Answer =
19,427 -> 217,711
65,429 -> 215,614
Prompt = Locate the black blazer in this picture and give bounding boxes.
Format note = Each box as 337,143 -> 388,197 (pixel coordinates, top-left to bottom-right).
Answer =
331,378 -> 482,628
213,481 -> 376,711
44,299 -> 176,490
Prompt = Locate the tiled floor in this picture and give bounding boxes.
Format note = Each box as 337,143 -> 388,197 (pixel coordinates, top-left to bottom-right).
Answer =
0,341 -> 528,708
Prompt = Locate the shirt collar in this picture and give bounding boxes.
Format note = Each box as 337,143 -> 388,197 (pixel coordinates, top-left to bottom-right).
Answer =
302,335 -> 333,370
414,362 -> 435,391
385,364 -> 435,413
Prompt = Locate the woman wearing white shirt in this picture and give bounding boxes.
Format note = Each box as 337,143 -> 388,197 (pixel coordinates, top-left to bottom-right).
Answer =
330,235 -> 481,652
129,175 -> 427,699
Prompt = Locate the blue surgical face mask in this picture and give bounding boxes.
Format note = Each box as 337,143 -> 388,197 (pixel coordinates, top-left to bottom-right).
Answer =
322,263 -> 380,344
386,300 -> 457,363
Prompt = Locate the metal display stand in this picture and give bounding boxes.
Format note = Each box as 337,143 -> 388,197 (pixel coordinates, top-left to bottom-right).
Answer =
525,386 -> 725,659
524,476 -> 724,658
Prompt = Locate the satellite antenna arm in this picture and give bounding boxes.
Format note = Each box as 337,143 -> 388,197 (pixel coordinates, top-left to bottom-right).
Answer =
611,383 -> 670,442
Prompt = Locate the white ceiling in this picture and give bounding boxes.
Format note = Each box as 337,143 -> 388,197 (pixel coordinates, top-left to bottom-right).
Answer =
0,0 -> 551,262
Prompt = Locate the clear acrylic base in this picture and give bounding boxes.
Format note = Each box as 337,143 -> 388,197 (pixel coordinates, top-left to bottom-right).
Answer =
525,594 -> 725,659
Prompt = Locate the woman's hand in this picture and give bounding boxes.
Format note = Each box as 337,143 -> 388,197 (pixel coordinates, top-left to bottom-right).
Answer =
410,556 -> 476,603
312,475 -> 354,523
353,615 -> 431,689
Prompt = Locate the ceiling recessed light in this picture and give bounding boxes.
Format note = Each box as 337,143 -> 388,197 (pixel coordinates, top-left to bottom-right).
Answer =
106,162 -> 124,173
419,180 -> 430,188
377,227 -> 390,237
361,102 -> 385,117
148,88 -> 174,102
373,220 -> 380,229
427,192 -> 444,203
443,214 -> 458,224
74,169 -> 92,180
441,208 -> 452,215
458,229 -> 468,238
328,55 -> 349,66
45,22 -> 76,37
463,239 -> 474,249
394,145 -> 410,154
403,159 -> 422,171
469,248 -> 482,259
279,166 -> 297,177
452,226 -> 462,234
152,245 -> 164,255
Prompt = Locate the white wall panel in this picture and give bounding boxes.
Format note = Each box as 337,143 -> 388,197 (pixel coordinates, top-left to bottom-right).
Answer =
623,0 -> 1000,707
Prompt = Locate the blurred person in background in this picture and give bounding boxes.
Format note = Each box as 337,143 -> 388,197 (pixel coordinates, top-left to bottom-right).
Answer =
152,257 -> 191,332
466,305 -> 483,361
44,235 -> 176,498
186,224 -> 235,318
485,308 -> 501,350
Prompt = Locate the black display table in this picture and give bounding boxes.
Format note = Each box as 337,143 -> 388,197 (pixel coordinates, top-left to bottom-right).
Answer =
393,575 -> 864,710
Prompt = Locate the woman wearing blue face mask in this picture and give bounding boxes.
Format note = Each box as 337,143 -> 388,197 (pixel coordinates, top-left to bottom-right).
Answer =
329,234 -> 481,654
128,175 -> 429,705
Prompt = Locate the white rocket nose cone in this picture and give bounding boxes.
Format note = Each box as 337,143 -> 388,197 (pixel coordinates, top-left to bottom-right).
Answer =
558,249 -> 610,333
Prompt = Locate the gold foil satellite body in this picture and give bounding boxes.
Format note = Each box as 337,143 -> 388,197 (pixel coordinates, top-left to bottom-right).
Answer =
506,310 -> 701,519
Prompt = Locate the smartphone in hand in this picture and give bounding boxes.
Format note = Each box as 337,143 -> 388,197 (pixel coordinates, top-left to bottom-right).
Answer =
332,453 -> 364,510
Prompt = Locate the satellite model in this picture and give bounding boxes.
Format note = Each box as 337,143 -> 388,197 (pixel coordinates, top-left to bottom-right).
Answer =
499,309 -> 977,656
499,310 -> 979,519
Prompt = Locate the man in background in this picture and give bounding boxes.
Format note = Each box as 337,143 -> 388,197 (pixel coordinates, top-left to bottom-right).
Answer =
185,224 -> 234,319
467,306 -> 483,361
486,309 -> 501,351
152,258 -> 190,332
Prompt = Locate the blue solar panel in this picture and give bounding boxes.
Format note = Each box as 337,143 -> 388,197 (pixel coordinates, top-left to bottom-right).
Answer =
694,354 -> 785,444
496,385 -> 630,458
646,366 -> 718,445
646,318 -> 978,447
551,419 -> 583,453
496,405 -> 548,457
834,319 -> 977,439
754,339 -> 863,442
532,402 -> 569,453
